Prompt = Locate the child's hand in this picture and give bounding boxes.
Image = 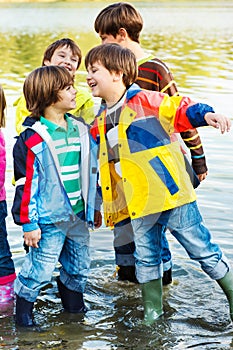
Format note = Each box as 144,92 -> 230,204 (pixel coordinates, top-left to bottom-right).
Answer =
94,210 -> 102,229
23,228 -> 41,248
197,171 -> 208,182
204,112 -> 231,133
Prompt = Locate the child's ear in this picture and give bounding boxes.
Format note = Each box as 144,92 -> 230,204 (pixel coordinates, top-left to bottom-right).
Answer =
113,71 -> 123,82
43,59 -> 51,66
118,28 -> 128,41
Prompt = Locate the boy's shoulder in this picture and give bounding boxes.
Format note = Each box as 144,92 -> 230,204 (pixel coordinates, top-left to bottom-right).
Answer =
138,55 -> 171,73
67,113 -> 90,130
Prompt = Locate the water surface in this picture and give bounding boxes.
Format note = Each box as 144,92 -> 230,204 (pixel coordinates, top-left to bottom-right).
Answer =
0,1 -> 233,349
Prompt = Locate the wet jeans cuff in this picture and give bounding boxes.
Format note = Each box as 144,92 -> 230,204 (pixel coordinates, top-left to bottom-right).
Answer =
136,263 -> 163,284
163,260 -> 173,272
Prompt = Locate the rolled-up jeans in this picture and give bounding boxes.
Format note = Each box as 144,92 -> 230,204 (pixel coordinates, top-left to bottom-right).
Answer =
131,201 -> 229,284
14,212 -> 90,302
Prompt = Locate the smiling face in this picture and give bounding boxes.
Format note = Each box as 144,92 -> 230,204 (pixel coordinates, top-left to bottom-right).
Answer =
85,44 -> 138,105
44,45 -> 79,77
24,66 -> 76,119
86,61 -> 123,106
55,84 -> 77,112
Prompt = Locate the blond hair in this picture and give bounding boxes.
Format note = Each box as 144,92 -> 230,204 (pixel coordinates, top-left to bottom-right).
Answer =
23,66 -> 74,119
94,2 -> 143,43
85,43 -> 138,87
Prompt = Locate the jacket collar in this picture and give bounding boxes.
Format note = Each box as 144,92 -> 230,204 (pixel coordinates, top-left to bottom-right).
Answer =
97,83 -> 142,116
22,116 -> 37,127
126,83 -> 141,101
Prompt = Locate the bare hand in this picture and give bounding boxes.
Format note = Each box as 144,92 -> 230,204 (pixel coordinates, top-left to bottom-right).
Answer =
24,228 -> 41,248
197,171 -> 208,182
94,210 -> 102,229
204,112 -> 231,133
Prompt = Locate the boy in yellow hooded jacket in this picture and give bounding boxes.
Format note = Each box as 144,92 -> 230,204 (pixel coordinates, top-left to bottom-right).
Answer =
14,38 -> 94,135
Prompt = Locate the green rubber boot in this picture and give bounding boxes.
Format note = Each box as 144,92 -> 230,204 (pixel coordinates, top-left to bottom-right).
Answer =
217,270 -> 233,322
141,278 -> 164,326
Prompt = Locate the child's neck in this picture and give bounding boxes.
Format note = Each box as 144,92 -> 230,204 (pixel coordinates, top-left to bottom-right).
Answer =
44,107 -> 67,128
105,88 -> 127,108
126,40 -> 148,60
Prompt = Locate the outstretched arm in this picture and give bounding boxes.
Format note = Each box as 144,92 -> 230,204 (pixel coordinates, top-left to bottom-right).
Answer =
180,129 -> 208,181
204,112 -> 231,133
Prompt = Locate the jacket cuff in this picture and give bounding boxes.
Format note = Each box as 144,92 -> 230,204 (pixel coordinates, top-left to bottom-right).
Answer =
186,103 -> 214,127
23,222 -> 39,232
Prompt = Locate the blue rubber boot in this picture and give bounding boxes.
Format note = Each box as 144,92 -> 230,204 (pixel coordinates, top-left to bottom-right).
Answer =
217,270 -> 233,322
57,278 -> 87,313
141,278 -> 164,326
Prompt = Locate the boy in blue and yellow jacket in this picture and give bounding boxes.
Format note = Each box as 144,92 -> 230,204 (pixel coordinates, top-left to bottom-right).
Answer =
85,43 -> 233,325
94,2 -> 208,285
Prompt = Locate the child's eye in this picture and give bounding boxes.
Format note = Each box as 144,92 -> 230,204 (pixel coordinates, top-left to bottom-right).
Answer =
71,58 -> 78,63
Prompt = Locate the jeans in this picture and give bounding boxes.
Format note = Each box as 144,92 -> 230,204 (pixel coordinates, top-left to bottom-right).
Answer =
113,217 -> 172,271
14,212 -> 90,302
0,201 -> 15,277
131,201 -> 229,283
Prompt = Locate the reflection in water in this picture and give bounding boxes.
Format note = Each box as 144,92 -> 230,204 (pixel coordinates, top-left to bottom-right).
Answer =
0,1 -> 233,349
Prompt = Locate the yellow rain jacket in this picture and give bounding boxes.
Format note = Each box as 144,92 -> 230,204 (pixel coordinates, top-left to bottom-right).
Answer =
91,84 -> 213,227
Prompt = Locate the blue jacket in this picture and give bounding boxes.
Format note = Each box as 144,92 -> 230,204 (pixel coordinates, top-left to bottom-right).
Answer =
12,114 -> 99,232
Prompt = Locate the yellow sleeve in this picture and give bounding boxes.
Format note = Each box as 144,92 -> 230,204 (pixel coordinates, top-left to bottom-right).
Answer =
13,95 -> 30,135
70,86 -> 95,124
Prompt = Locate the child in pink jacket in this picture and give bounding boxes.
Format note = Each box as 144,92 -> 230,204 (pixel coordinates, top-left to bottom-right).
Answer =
0,85 -> 16,304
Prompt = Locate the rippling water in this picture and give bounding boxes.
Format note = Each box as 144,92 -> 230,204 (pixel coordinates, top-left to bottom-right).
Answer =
0,1 -> 233,349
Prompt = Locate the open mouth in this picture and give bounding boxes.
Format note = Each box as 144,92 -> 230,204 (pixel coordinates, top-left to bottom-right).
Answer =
88,81 -> 97,89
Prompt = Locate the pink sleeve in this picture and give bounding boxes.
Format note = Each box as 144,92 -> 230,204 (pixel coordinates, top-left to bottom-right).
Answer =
0,130 -> 6,193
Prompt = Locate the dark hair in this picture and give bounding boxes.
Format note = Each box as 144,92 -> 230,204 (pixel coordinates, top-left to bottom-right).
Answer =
42,38 -> 82,69
85,43 -> 138,87
0,85 -> 6,128
23,66 -> 74,119
94,2 -> 143,43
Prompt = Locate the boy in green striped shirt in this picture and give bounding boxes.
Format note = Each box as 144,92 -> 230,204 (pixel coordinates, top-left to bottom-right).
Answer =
12,65 -> 102,327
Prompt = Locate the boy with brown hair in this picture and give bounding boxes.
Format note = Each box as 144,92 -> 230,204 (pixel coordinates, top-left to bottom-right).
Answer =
14,38 -> 95,135
94,2 -> 208,284
12,65 -> 101,327
85,43 -> 232,325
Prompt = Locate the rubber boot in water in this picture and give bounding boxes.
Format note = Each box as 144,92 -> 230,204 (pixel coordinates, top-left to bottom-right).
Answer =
15,295 -> 35,327
118,265 -> 138,283
217,270 -> 233,322
141,278 -> 164,326
162,267 -> 172,286
57,278 -> 87,313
